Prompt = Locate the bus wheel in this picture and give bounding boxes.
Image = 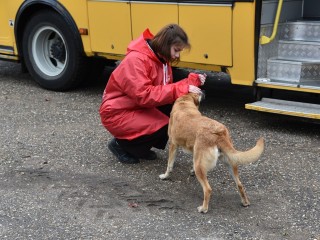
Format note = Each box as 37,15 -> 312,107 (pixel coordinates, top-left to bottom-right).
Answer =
22,10 -> 87,91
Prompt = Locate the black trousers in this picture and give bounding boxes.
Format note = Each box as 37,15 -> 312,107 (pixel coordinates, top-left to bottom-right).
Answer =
116,104 -> 172,158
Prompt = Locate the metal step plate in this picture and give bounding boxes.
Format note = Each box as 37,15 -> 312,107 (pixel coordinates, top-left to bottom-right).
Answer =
267,58 -> 320,85
255,77 -> 299,87
281,21 -> 320,42
267,59 -> 301,82
255,78 -> 320,89
278,40 -> 320,61
245,98 -> 320,119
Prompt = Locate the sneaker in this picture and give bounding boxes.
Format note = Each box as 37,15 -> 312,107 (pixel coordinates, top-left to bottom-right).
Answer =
140,150 -> 157,160
108,138 -> 140,164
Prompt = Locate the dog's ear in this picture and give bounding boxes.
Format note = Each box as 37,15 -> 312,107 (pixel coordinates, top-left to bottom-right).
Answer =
193,90 -> 205,104
190,93 -> 202,107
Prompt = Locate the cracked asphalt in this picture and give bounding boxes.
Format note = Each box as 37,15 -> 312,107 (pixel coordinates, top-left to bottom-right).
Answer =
0,60 -> 319,240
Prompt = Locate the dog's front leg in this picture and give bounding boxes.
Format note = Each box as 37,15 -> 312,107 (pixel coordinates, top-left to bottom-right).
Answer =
159,142 -> 177,180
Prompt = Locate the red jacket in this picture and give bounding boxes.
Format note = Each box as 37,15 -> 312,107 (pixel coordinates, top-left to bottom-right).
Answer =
99,29 -> 201,140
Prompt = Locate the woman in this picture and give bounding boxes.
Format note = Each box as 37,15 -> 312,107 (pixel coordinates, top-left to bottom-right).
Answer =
99,24 -> 206,164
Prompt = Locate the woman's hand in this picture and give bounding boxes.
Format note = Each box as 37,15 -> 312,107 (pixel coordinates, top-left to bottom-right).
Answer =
198,73 -> 207,86
188,85 -> 202,94
188,73 -> 206,93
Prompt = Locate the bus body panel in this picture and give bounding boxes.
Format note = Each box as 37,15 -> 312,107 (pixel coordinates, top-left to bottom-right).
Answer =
0,1 -> 12,51
131,2 -> 178,39
228,2 -> 256,86
0,0 -> 23,55
59,0 -> 92,55
179,4 -> 232,66
87,1 -> 131,55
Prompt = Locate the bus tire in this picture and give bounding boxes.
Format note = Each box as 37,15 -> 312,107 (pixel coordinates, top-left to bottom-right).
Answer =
22,10 -> 87,91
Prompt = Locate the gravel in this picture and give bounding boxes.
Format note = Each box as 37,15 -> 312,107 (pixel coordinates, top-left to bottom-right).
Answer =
0,60 -> 319,240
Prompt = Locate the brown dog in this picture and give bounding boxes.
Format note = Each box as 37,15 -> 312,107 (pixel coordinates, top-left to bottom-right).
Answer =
159,93 -> 265,213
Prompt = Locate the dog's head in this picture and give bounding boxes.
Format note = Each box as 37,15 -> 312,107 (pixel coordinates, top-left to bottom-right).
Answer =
185,91 -> 205,107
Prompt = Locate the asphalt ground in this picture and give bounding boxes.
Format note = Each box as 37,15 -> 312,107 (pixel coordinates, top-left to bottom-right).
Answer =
0,60 -> 319,240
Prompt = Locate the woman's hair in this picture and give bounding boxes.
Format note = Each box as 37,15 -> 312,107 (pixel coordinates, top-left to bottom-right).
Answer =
150,24 -> 191,64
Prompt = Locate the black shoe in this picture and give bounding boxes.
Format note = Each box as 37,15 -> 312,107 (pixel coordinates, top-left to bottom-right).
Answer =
140,150 -> 157,160
108,138 -> 140,164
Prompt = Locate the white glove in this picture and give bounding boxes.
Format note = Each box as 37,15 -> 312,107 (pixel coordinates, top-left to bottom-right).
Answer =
198,73 -> 207,86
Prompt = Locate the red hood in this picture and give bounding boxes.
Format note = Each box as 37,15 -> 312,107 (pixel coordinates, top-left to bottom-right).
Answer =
126,29 -> 161,63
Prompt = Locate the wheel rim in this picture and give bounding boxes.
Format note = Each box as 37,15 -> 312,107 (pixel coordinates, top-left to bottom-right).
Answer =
32,26 -> 68,77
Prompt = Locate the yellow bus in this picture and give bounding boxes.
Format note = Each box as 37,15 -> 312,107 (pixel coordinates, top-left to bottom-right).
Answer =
0,0 -> 319,119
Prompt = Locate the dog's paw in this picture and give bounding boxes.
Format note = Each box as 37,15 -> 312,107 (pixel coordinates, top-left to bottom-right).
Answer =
242,201 -> 250,207
197,206 -> 208,213
159,173 -> 168,180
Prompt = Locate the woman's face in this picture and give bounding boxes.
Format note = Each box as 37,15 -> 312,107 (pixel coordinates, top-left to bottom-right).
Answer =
170,44 -> 184,61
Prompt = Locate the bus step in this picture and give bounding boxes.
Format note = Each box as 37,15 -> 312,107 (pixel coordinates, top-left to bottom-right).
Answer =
245,98 -> 320,119
255,77 -> 320,89
278,40 -> 320,61
267,58 -> 320,84
282,21 -> 320,42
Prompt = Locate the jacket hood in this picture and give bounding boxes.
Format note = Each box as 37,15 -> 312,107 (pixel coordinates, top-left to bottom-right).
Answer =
126,29 -> 160,63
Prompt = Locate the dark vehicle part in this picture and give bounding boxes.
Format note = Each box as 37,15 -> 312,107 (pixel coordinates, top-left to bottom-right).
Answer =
22,10 -> 87,91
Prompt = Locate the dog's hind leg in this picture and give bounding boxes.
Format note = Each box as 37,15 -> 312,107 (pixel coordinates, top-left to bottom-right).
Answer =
228,164 -> 250,206
159,142 -> 177,180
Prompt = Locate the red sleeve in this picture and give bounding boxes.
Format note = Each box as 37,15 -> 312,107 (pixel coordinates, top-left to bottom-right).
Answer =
117,57 -> 201,107
172,73 -> 202,98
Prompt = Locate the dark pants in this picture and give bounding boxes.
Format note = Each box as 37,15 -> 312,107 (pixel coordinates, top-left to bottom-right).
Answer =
116,104 -> 172,158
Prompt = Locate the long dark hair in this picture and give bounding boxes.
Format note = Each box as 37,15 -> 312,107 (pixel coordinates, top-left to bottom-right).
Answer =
150,24 -> 191,64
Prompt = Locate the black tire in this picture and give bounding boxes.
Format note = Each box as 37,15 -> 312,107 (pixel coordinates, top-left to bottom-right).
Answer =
22,10 -> 87,91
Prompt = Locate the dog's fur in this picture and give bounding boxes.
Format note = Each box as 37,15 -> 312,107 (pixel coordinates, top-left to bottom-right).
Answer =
159,93 -> 265,213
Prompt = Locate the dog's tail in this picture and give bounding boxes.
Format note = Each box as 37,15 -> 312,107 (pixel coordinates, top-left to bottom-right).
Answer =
220,137 -> 265,166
